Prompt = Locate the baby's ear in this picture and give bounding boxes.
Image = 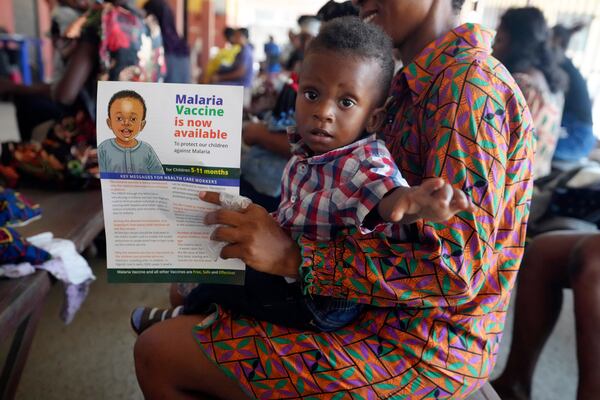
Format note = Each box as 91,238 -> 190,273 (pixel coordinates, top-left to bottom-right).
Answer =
140,120 -> 146,131
366,107 -> 386,133
106,118 -> 112,130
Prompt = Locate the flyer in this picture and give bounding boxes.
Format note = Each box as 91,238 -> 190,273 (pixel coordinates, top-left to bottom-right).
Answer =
97,81 -> 245,284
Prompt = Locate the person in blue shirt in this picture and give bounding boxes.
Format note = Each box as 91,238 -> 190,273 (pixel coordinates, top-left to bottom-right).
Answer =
263,35 -> 281,74
98,90 -> 164,175
552,23 -> 596,163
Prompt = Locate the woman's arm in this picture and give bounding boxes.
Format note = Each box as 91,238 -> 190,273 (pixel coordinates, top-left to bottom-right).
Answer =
53,40 -> 97,105
0,81 -> 50,97
214,66 -> 246,82
243,122 -> 291,157
0,39 -> 93,101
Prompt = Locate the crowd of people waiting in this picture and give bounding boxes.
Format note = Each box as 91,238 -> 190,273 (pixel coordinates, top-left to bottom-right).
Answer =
0,0 -> 598,399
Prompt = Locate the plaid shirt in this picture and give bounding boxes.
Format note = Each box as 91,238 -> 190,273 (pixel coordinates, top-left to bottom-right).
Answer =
274,131 -> 408,241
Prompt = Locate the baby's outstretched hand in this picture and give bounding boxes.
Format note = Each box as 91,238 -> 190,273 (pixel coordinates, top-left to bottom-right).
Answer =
378,178 -> 473,223
419,180 -> 473,222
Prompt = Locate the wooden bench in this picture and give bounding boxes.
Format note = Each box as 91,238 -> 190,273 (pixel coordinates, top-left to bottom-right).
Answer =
0,188 -> 103,400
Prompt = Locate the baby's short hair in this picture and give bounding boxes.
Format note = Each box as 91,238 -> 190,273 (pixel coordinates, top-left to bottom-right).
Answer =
107,90 -> 147,120
305,16 -> 394,104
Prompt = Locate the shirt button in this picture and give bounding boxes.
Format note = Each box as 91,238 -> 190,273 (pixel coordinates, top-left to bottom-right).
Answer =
290,195 -> 297,202
298,164 -> 307,174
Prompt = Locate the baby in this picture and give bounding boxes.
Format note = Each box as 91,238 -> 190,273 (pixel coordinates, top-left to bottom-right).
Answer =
131,17 -> 471,334
98,90 -> 164,175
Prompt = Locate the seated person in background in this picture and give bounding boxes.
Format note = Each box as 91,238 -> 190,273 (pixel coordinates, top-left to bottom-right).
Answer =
130,17 -> 472,335
552,23 -> 596,164
0,0 -> 164,186
492,7 -> 568,179
98,90 -> 164,175
212,28 -> 254,108
492,231 -> 600,400
0,0 -> 91,141
50,0 -> 90,83
201,27 -> 240,84
284,31 -> 313,73
240,75 -> 297,212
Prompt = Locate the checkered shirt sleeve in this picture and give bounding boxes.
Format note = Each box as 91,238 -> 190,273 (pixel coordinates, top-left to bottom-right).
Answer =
275,137 -> 408,241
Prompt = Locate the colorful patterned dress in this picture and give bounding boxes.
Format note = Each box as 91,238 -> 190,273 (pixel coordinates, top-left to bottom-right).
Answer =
193,23 -> 535,399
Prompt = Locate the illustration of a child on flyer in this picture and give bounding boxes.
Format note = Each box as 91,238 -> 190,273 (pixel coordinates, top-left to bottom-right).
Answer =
98,90 -> 165,175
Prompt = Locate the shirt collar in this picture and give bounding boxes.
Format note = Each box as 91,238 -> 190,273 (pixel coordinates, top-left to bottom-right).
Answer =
288,127 -> 377,165
111,138 -> 142,151
396,23 -> 495,104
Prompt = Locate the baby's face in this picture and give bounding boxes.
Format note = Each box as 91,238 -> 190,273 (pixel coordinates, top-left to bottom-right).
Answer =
107,98 -> 146,145
295,51 -> 383,155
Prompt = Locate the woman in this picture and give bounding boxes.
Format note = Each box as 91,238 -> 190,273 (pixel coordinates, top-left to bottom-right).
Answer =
134,1 -> 535,398
492,232 -> 600,399
0,0 -> 164,186
492,7 -> 567,179
1,0 -> 91,142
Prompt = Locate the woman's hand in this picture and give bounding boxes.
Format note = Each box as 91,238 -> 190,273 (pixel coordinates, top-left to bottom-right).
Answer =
201,191 -> 301,278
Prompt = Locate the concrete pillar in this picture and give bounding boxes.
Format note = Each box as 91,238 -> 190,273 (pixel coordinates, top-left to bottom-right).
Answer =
199,0 -> 214,71
0,0 -> 15,32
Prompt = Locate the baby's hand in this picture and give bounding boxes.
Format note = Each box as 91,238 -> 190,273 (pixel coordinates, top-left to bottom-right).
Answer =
418,180 -> 473,222
378,178 -> 473,223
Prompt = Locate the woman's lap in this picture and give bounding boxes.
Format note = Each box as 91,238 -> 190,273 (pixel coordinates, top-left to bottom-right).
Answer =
135,315 -> 250,399
189,306 -> 485,399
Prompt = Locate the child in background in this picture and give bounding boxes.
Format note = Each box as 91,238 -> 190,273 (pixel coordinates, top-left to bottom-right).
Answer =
98,90 -> 164,175
131,17 -> 472,334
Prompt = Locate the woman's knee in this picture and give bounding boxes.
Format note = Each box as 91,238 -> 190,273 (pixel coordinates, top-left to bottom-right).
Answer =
521,233 -> 565,276
569,234 -> 600,285
521,232 -> 590,281
134,328 -> 158,374
134,323 -> 173,377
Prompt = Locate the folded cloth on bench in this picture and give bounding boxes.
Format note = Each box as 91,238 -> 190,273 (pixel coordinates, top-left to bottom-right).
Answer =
28,232 -> 96,324
28,232 -> 94,285
0,232 -> 96,324
0,261 -> 35,278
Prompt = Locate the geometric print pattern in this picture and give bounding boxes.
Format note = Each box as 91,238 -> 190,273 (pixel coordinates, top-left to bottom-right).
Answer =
193,23 -> 535,399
